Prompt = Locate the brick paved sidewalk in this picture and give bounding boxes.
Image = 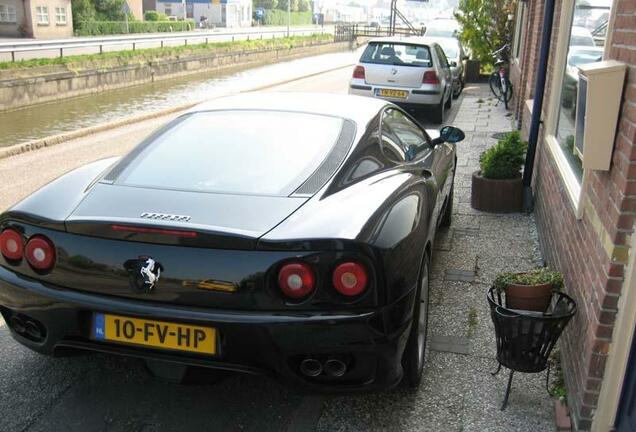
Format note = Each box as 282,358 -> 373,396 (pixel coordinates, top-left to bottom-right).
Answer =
316,84 -> 556,432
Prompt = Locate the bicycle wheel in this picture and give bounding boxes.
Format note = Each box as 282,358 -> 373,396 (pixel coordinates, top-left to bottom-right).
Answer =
503,79 -> 513,110
489,73 -> 503,100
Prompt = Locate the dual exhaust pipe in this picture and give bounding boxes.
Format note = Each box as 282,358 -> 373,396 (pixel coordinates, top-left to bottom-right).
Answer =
300,357 -> 347,378
9,314 -> 46,341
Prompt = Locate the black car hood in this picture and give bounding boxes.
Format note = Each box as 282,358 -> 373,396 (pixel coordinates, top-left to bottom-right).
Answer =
65,183 -> 308,246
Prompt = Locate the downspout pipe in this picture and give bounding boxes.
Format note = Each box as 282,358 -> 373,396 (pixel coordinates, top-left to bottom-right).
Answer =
522,0 -> 557,211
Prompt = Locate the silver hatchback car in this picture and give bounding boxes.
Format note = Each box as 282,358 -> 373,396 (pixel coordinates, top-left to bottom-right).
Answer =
349,37 -> 453,124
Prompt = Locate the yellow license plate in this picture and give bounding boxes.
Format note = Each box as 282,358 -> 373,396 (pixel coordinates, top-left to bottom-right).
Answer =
93,313 -> 217,355
378,89 -> 409,98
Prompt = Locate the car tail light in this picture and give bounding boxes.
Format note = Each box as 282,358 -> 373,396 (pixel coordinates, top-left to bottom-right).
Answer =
332,262 -> 368,297
278,262 -> 316,299
422,71 -> 440,84
353,65 -> 366,80
24,235 -> 56,271
0,229 -> 23,261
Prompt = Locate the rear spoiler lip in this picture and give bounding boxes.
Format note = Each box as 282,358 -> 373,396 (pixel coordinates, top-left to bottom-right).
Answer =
63,219 -> 259,250
0,210 -> 67,232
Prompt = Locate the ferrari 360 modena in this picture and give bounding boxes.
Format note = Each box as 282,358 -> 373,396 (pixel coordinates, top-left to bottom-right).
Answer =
0,93 -> 464,391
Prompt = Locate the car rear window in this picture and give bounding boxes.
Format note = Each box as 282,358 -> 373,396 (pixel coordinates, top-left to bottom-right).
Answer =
360,42 -> 432,67
436,40 -> 459,60
114,111 -> 345,196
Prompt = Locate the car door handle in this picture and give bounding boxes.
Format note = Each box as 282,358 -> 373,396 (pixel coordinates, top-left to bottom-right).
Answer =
421,170 -> 433,179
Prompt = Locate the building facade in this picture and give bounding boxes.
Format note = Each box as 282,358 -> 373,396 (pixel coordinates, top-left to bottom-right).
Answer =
510,0 -> 636,430
155,0 -> 251,28
0,0 -> 72,38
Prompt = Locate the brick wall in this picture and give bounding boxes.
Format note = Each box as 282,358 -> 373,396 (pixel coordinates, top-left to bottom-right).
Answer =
516,0 -> 636,429
510,0 -> 546,127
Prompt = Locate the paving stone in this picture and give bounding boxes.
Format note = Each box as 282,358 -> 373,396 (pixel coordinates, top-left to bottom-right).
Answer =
445,269 -> 476,282
429,335 -> 471,355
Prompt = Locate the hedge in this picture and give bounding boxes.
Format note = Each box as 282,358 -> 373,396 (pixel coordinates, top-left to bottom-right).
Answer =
76,20 -> 195,36
263,10 -> 311,26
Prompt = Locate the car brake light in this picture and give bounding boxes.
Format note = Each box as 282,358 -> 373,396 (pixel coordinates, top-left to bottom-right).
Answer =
0,229 -> 24,261
332,262 -> 368,297
353,65 -> 366,80
278,262 -> 316,299
422,71 -> 440,84
111,224 -> 198,238
25,235 -> 56,271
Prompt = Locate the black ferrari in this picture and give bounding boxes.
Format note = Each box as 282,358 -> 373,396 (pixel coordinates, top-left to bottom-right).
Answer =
0,93 -> 464,391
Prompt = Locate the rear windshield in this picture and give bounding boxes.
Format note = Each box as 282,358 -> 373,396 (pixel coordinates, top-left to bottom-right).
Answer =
425,28 -> 456,38
361,42 -> 432,67
115,111 -> 345,196
436,40 -> 459,60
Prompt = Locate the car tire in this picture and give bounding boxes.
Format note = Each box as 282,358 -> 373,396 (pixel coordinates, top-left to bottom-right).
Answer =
402,254 -> 430,388
431,97 -> 445,124
445,91 -> 452,110
440,181 -> 454,228
453,79 -> 463,99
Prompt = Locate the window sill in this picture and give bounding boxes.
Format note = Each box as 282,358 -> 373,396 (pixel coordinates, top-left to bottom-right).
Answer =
546,134 -> 584,218
56,23 -> 67,26
37,23 -> 50,26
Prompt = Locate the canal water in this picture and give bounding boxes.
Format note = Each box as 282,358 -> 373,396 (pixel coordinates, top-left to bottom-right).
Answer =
0,50 -> 358,148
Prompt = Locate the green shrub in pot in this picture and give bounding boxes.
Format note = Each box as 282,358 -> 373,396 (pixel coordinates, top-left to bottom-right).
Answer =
493,267 -> 564,312
471,131 -> 528,212
479,131 -> 528,179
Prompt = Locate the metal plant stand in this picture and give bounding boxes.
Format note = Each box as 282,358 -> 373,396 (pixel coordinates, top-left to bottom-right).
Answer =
487,287 -> 576,410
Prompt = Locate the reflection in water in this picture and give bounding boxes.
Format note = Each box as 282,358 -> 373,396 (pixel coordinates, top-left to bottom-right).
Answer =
0,50 -> 356,148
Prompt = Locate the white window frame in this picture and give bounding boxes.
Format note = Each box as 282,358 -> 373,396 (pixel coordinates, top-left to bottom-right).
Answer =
544,0 -> 616,217
55,7 -> 67,25
0,4 -> 17,23
512,2 -> 527,63
36,6 -> 49,25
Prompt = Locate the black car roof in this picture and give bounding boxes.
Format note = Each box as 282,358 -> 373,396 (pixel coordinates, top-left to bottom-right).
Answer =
186,92 -> 387,126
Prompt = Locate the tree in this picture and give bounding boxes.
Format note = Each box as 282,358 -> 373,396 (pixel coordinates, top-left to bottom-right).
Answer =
454,0 -> 516,69
297,0 -> 310,12
277,0 -> 299,11
94,0 -> 127,21
254,0 -> 278,9
71,0 -> 96,27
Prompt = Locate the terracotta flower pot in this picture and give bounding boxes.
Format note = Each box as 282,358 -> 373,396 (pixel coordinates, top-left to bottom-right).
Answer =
505,278 -> 554,312
471,171 -> 523,213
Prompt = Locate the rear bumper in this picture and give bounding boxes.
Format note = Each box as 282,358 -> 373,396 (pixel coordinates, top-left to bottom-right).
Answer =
349,79 -> 444,106
0,266 -> 415,392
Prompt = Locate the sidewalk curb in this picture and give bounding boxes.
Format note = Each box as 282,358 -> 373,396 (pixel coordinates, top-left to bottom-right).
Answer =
0,63 -> 354,161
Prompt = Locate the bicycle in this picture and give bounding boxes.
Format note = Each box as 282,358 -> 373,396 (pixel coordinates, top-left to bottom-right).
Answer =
488,44 -> 513,110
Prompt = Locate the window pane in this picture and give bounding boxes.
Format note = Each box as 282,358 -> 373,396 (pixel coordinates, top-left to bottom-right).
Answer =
554,0 -> 611,184
117,111 -> 345,196
360,42 -> 432,67
382,109 -> 430,162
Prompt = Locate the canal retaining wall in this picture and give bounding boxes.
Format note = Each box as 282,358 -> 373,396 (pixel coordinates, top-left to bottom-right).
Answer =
0,40 -> 352,111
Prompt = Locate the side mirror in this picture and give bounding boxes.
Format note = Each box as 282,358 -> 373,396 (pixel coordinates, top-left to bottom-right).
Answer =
440,126 -> 465,143
450,60 -> 458,67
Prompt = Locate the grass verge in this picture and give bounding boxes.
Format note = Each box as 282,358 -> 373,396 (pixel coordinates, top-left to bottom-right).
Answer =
0,33 -> 333,71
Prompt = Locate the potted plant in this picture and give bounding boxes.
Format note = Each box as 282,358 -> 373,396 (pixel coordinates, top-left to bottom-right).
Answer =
471,131 -> 527,213
493,268 -> 564,312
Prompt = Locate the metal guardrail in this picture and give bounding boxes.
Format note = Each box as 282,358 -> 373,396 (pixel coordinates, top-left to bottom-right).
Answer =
0,27 -> 332,62
334,24 -> 425,42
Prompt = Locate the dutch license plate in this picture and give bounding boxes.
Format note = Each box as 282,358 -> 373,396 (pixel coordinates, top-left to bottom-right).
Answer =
93,313 -> 217,355
377,88 -> 409,99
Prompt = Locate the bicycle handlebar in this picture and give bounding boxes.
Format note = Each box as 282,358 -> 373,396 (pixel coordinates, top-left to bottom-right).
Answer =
491,44 -> 511,56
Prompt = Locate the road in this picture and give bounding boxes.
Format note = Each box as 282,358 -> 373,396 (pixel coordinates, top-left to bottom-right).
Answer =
0,26 -> 332,62
0,65 -> 463,432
